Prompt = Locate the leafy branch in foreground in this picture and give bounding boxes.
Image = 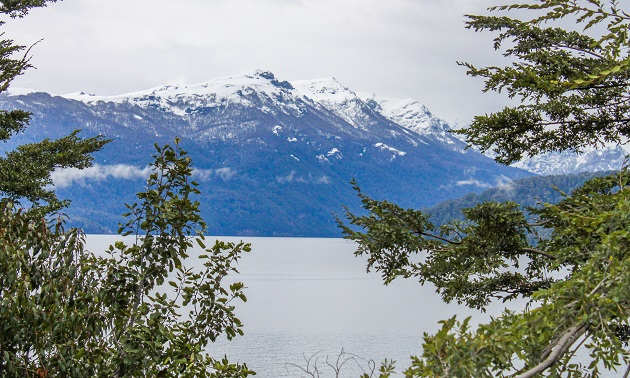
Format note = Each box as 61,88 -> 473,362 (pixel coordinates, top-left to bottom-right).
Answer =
340,167 -> 629,377
457,0 -> 630,164
0,0 -> 58,18
0,141 -> 254,377
340,1 -> 629,376
338,178 -> 553,310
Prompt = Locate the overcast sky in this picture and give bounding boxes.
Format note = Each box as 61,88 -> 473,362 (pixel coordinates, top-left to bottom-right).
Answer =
1,0 -> 513,125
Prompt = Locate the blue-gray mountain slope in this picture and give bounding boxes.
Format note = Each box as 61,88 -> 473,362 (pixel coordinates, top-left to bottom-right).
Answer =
0,71 -> 532,236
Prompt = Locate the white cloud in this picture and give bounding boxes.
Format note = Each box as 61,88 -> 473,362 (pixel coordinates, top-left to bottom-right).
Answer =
315,175 -> 331,184
52,164 -> 236,188
276,171 -> 331,184
494,175 -> 515,195
51,164 -> 151,188
455,179 -> 492,189
455,175 -> 514,191
277,171 -> 297,184
192,167 -> 236,181
213,167 -> 237,181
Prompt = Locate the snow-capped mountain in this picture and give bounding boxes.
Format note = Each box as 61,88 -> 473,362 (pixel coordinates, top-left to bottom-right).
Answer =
358,93 -> 466,150
57,70 -> 630,176
1,70 -> 534,236
358,96 -> 628,174
421,115 -> 628,176
292,78 -> 399,133
65,71 -> 302,119
511,146 -> 628,176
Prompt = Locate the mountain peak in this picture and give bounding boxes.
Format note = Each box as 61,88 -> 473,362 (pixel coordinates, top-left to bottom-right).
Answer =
292,77 -> 357,104
247,70 -> 294,90
251,70 -> 276,80
360,95 -> 432,118
62,70 -> 300,107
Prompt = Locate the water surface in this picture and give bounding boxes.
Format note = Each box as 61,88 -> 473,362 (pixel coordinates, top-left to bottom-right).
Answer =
86,236 -> 622,377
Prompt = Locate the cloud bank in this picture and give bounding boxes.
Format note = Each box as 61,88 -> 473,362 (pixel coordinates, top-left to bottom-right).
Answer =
52,164 -> 236,188
276,171 -> 331,184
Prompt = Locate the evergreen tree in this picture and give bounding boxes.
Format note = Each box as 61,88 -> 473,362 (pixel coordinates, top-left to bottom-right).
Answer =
0,0 -> 108,214
0,0 -> 56,17
340,1 -> 629,376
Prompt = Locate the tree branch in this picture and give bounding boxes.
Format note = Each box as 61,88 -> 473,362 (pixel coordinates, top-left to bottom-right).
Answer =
556,44 -> 605,60
513,323 -> 587,378
536,118 -> 630,127
570,83 -> 630,91
528,220 -> 551,227
384,206 -> 462,245
520,247 -> 556,260
419,231 -> 462,245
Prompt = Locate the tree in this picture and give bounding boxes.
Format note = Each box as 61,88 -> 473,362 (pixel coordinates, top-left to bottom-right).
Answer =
339,1 -> 629,377
0,1 -> 56,17
1,141 -> 254,376
458,1 -> 630,165
0,0 -> 108,215
0,2 -> 253,376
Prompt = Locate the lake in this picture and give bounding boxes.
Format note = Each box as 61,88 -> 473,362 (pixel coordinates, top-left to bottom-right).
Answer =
85,236 -> 624,377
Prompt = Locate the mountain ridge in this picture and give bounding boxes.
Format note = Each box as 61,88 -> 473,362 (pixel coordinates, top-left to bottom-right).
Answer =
11,69 -> 626,174
1,70 -> 615,236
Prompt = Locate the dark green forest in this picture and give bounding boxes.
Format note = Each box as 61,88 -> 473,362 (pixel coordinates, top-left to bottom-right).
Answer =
427,171 -> 614,226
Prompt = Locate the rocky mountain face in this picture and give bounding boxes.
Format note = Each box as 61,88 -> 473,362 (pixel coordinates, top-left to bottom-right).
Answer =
1,70 -> 535,236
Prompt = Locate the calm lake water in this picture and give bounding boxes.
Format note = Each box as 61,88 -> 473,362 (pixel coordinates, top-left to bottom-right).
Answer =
84,236 -> 624,377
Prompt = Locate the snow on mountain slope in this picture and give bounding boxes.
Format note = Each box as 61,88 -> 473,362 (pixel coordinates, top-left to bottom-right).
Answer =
291,78 -> 405,134
291,78 -> 367,127
511,145 -> 627,176
59,69 -> 625,176
447,120 -> 628,175
62,71 -> 456,149
5,87 -> 42,96
358,93 -> 466,150
64,70 -> 304,117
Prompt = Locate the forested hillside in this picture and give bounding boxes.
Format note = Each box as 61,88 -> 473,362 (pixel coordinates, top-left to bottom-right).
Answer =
427,171 -> 613,226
